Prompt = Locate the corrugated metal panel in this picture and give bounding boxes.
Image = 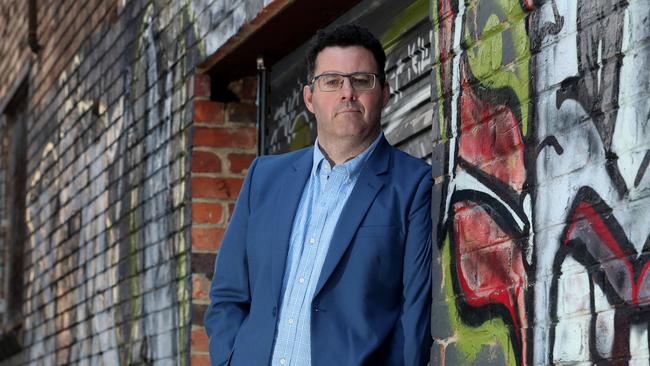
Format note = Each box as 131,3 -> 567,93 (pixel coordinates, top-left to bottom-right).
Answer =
265,0 -> 431,161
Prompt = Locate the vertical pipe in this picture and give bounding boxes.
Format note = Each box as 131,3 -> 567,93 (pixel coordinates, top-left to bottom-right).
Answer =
256,56 -> 267,156
28,0 -> 41,53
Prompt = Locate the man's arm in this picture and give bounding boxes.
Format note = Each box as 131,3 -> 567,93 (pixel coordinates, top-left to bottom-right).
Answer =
204,158 -> 258,366
401,168 -> 433,365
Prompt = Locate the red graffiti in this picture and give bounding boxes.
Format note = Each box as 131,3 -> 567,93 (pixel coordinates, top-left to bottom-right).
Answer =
458,62 -> 526,192
453,200 -> 528,364
564,202 -> 650,305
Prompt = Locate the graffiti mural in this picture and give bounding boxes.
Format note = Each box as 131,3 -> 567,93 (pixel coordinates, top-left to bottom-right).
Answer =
536,0 -> 650,364
434,0 -> 650,364
436,0 -> 533,364
18,1 -> 199,364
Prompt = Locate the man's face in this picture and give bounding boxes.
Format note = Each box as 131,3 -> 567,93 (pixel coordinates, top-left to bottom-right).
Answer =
303,46 -> 390,144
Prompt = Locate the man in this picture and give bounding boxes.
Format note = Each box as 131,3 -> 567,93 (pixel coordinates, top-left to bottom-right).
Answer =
204,24 -> 432,366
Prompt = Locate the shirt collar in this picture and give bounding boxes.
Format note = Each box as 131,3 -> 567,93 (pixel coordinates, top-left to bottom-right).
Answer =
311,132 -> 383,180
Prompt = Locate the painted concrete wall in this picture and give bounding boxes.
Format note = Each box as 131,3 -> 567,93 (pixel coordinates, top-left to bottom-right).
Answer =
432,0 -> 650,365
0,0 -> 270,365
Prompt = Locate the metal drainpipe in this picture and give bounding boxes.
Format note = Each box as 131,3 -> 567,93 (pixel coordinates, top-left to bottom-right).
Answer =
28,0 -> 41,53
256,56 -> 268,156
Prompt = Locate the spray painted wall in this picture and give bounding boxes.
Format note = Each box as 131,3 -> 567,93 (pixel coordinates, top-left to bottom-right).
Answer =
432,0 -> 650,364
0,0 -> 276,364
18,2 -> 198,363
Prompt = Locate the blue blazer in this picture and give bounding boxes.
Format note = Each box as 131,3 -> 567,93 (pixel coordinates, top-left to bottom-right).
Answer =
204,136 -> 432,366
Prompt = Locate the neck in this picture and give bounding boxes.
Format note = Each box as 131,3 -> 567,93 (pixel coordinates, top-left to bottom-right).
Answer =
317,130 -> 380,166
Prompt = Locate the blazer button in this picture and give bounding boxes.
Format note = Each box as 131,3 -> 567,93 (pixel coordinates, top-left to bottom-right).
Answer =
272,307 -> 277,317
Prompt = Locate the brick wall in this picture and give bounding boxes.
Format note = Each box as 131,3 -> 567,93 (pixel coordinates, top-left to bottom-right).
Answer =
0,0 -> 270,365
0,1 -> 29,100
431,0 -> 650,365
189,75 -> 257,365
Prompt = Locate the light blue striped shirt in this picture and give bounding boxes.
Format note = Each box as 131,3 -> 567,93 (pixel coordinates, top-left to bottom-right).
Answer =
270,133 -> 382,366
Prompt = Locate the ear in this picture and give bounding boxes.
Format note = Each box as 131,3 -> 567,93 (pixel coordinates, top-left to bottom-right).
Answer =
303,84 -> 315,113
382,82 -> 390,107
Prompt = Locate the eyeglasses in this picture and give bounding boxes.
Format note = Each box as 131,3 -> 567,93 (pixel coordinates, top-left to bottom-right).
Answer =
311,72 -> 378,92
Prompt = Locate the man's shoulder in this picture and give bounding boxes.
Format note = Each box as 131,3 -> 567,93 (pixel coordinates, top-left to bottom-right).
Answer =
253,146 -> 313,173
384,144 -> 431,176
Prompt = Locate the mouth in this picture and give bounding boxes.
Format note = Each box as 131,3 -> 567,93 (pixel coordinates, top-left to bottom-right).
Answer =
335,108 -> 362,116
335,102 -> 363,116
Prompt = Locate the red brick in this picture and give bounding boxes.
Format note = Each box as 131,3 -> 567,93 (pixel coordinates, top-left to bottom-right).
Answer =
228,77 -> 257,101
228,153 -> 256,174
194,100 -> 225,124
191,328 -> 209,352
192,151 -> 221,173
191,354 -> 211,365
240,77 -> 257,101
192,177 -> 244,199
226,102 -> 257,124
193,74 -> 211,98
192,274 -> 210,300
192,202 -> 223,224
193,127 -> 257,149
192,227 -> 225,251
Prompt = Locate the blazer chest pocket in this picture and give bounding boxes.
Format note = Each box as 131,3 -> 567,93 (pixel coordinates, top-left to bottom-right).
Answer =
353,225 -> 403,286
354,225 -> 402,256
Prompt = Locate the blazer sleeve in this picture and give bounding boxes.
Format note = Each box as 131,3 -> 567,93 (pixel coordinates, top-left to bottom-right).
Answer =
401,168 -> 433,365
204,158 -> 258,366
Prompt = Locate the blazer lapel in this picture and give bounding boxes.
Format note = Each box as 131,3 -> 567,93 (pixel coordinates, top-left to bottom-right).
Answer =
271,148 -> 313,304
314,137 -> 391,298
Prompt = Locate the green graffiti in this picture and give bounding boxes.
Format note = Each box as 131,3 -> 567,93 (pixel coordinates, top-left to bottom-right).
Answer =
128,195 -> 141,365
380,0 -> 429,52
464,0 -> 530,135
289,113 -> 313,151
177,237 -> 190,366
442,236 -> 517,365
431,0 -> 446,140
182,0 -> 207,58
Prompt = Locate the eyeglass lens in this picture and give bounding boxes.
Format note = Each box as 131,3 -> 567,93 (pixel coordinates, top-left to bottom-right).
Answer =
317,74 -> 375,91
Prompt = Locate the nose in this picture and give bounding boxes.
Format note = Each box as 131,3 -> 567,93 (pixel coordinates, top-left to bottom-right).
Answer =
339,77 -> 356,100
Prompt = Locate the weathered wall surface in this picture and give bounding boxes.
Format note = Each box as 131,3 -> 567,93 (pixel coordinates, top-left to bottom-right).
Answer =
432,0 -> 650,365
0,0 -> 272,365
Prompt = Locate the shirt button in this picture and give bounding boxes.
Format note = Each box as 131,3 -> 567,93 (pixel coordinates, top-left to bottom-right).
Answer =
309,238 -> 316,244
288,318 -> 294,325
299,277 -> 305,284
280,358 -> 286,364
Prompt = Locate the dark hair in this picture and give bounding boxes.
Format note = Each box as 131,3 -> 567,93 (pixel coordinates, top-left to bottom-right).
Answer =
306,24 -> 386,85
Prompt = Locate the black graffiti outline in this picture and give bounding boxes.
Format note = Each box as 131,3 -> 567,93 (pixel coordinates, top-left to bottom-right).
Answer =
555,0 -> 630,196
447,188 -> 532,366
529,0 -> 564,54
438,2 -> 537,363
549,186 -> 650,364
634,151 -> 650,188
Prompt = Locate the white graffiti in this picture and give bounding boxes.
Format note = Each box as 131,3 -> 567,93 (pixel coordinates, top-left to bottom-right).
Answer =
534,0 -> 650,364
138,5 -> 178,362
268,79 -> 313,153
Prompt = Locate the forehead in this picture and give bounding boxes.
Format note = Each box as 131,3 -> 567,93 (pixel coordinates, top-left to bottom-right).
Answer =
314,46 -> 378,73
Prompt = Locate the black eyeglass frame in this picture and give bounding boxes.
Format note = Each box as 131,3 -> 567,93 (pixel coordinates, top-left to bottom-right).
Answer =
310,72 -> 381,92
